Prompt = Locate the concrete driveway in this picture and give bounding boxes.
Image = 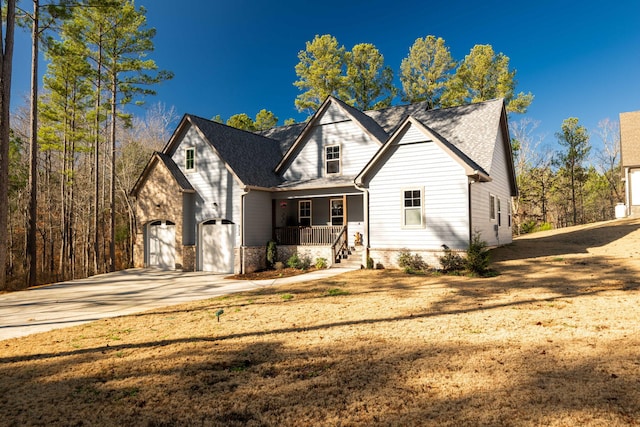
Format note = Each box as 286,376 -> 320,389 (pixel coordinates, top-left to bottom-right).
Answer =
0,267 -> 356,341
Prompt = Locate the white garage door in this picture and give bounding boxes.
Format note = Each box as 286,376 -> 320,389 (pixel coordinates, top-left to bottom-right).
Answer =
631,170 -> 640,206
148,221 -> 176,270
201,220 -> 235,273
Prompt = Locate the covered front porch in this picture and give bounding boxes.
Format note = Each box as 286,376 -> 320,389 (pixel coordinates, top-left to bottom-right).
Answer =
271,189 -> 365,265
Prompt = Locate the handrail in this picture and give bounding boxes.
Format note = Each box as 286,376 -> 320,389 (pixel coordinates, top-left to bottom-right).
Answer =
330,225 -> 348,263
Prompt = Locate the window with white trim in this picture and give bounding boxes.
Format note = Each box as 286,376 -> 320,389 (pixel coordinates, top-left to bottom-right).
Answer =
330,199 -> 344,226
403,189 -> 423,227
299,200 -> 311,226
185,147 -> 195,171
497,198 -> 502,226
489,194 -> 496,220
508,202 -> 512,227
325,145 -> 340,175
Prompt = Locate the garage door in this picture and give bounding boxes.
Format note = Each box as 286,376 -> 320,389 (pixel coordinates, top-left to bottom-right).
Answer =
631,170 -> 640,206
148,220 -> 176,270
201,220 -> 235,273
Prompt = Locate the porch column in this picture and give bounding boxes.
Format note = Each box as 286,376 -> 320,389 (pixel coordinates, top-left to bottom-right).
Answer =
343,194 -> 348,227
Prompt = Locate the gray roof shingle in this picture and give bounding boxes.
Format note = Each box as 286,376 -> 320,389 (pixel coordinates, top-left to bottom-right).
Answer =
187,115 -> 283,188
175,98 -> 508,192
408,99 -> 505,175
156,152 -> 195,192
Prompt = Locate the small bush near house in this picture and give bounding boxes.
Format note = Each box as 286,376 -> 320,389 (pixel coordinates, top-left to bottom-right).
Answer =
315,257 -> 328,269
397,250 -> 429,274
266,240 -> 277,268
286,254 -> 312,270
366,257 -> 374,269
439,245 -> 465,273
466,232 -> 490,276
274,261 -> 285,270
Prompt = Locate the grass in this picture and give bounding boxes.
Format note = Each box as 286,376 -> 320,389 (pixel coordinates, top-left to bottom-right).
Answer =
1,218 -> 640,426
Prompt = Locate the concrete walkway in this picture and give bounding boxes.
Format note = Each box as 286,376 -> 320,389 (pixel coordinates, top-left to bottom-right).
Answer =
0,267 -> 357,341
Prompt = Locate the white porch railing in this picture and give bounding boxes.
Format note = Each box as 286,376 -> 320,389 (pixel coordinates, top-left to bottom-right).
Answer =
275,226 -> 344,246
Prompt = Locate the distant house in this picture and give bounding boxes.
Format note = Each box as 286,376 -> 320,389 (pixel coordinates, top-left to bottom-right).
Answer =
131,97 -> 517,273
620,110 -> 640,217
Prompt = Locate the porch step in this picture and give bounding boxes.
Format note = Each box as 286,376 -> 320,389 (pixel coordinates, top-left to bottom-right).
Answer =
332,246 -> 364,269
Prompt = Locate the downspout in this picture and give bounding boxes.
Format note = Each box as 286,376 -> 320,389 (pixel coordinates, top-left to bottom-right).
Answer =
624,167 -> 630,216
468,176 -> 475,244
240,188 -> 250,274
354,182 -> 369,267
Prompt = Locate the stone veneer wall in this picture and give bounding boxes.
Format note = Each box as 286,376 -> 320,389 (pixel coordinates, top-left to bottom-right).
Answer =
133,159 -> 185,270
241,246 -> 268,274
239,245 -> 337,273
368,248 -> 463,270
182,245 -> 196,272
277,246 -> 334,267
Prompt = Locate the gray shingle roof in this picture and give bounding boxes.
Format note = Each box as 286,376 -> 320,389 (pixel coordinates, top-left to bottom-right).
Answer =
330,97 -> 389,143
156,152 -> 195,192
409,98 -> 505,175
187,115 -> 283,188
172,99 -> 508,192
258,122 -> 307,155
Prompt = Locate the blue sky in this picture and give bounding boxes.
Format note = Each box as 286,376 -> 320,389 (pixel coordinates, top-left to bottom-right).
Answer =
10,0 -> 640,153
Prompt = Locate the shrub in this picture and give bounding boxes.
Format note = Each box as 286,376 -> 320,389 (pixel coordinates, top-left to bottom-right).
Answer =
439,245 -> 465,273
266,240 -> 277,268
286,254 -> 312,270
315,257 -> 328,269
466,232 -> 490,276
274,261 -> 285,270
366,257 -> 374,269
397,249 -> 428,274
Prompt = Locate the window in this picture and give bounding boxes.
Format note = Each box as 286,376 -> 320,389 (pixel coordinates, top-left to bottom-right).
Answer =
185,148 -> 195,171
330,199 -> 344,226
508,203 -> 512,227
299,200 -> 311,226
325,145 -> 340,175
489,194 -> 496,220
497,198 -> 502,226
403,189 -> 423,227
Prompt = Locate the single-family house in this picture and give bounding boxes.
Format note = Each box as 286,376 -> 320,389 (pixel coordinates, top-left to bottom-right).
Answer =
620,110 -> 640,216
131,96 -> 517,273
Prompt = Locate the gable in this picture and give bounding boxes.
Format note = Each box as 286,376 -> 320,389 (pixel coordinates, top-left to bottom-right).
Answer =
279,100 -> 385,182
131,152 -> 194,197
357,119 -> 490,186
276,97 -> 387,179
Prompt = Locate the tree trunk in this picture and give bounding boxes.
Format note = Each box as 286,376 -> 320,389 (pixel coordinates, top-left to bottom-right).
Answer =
92,34 -> 103,276
0,0 -> 17,290
109,77 -> 117,272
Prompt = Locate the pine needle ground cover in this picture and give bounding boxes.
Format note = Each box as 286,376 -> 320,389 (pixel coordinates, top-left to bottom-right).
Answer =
1,218 -> 639,426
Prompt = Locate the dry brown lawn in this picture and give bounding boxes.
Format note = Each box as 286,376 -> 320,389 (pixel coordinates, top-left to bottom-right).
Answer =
2,218 -> 640,426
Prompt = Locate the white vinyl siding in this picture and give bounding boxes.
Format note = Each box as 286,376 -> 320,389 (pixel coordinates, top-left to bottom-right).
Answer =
172,125 -> 243,237
243,190 -> 272,246
368,124 -> 469,250
470,126 -> 513,246
282,102 -> 381,181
